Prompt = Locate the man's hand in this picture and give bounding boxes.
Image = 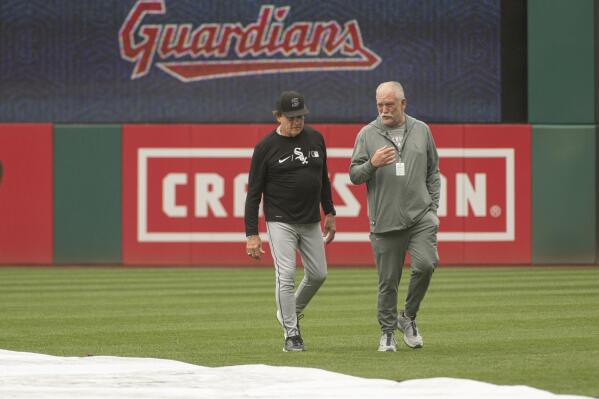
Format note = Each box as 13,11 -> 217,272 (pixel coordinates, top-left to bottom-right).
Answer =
246,235 -> 265,260
323,213 -> 336,244
370,146 -> 396,168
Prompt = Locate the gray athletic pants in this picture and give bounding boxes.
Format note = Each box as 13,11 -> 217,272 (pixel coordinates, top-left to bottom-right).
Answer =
370,210 -> 439,333
267,221 -> 327,338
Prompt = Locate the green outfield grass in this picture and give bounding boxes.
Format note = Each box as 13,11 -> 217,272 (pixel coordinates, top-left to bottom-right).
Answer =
0,266 -> 598,396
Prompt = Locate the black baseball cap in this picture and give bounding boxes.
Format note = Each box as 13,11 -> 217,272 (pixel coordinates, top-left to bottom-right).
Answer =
275,91 -> 309,117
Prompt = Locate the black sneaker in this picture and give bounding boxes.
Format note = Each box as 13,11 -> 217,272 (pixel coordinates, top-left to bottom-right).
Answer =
283,335 -> 305,352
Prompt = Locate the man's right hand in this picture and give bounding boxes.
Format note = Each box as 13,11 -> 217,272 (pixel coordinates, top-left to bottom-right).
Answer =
370,146 -> 396,168
246,235 -> 265,260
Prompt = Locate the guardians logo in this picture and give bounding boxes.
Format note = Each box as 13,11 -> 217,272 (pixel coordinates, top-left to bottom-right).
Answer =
119,0 -> 381,82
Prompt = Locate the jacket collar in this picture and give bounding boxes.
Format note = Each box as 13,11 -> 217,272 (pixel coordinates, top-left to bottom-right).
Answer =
370,114 -> 414,136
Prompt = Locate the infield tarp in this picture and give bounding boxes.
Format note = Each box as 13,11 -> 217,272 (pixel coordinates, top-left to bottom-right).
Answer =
0,350 -> 591,399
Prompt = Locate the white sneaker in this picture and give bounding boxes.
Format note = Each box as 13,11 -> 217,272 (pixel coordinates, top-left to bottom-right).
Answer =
397,311 -> 423,348
377,332 -> 397,352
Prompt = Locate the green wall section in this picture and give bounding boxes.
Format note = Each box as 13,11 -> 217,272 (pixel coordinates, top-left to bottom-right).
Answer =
528,0 -> 599,264
54,125 -> 122,263
532,126 -> 596,263
528,0 -> 596,124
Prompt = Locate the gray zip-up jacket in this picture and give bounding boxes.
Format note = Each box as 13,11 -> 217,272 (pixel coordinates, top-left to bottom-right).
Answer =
349,115 -> 440,233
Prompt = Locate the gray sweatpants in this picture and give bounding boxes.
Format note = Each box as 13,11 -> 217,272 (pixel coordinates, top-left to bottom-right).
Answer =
266,221 -> 327,338
370,210 -> 439,333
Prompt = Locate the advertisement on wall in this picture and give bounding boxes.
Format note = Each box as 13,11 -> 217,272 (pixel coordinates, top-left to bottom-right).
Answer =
122,124 -> 531,265
0,0 -> 500,123
0,124 -> 53,264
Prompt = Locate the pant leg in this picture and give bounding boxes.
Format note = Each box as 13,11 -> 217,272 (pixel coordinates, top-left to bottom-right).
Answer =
405,211 -> 439,317
295,223 -> 327,313
267,221 -> 300,338
370,230 -> 409,332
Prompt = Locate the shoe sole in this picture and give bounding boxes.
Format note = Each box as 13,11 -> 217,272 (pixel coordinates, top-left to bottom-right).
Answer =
377,348 -> 396,352
283,348 -> 306,352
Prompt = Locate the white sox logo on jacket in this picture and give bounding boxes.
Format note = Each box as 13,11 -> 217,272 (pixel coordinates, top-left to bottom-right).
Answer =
293,148 -> 308,165
278,148 -> 314,165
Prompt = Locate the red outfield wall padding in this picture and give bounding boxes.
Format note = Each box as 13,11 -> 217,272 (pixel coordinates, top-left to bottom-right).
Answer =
0,124 -> 53,264
122,124 -> 531,265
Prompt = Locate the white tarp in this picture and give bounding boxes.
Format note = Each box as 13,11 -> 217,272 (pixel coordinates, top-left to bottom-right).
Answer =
0,349 -> 591,399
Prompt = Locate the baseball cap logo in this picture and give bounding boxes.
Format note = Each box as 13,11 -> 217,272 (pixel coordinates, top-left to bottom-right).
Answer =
276,91 -> 309,117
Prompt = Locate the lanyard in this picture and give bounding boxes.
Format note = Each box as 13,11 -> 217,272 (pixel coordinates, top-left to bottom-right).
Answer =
385,124 -> 410,161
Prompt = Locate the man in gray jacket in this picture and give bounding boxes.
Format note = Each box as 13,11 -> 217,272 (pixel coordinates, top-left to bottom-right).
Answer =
350,81 -> 440,352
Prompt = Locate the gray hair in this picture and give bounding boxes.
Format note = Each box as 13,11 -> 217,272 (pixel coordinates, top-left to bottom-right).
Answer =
376,81 -> 405,101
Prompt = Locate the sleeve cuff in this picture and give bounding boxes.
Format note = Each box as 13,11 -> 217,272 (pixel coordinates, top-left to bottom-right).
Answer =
365,160 -> 377,174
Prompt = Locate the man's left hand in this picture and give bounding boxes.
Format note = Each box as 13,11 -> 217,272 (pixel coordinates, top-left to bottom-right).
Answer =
323,213 -> 336,244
